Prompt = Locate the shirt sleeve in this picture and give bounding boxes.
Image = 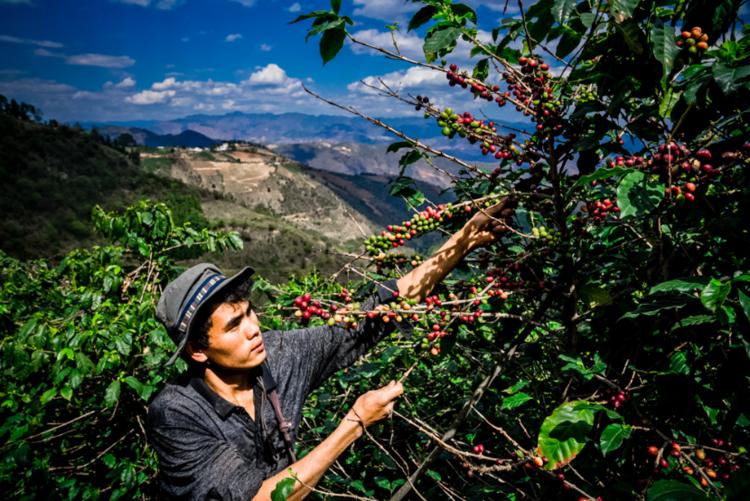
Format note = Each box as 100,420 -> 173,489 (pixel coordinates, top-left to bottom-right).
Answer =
148,397 -> 264,501
266,279 -> 404,396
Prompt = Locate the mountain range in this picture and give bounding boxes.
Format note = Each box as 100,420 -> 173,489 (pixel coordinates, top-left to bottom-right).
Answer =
92,111 -> 520,186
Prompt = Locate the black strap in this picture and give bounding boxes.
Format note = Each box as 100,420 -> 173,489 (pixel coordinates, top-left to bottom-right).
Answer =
261,363 -> 297,463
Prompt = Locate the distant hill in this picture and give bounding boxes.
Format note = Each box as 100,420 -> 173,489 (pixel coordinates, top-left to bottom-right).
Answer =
86,111 -> 532,159
99,126 -> 218,148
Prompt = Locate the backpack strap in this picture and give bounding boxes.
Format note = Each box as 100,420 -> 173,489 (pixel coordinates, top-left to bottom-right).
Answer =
261,363 -> 297,463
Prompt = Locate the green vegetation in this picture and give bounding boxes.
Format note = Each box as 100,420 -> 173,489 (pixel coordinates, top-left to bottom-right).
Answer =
0,111 -> 206,258
140,155 -> 174,174
2,1 -> 750,499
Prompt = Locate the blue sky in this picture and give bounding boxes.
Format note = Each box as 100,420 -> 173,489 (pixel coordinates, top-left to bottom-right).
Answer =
1,1 -> 747,123
0,0 -> 522,122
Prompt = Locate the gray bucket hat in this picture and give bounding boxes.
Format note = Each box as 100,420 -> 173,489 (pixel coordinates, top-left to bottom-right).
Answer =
156,263 -> 254,365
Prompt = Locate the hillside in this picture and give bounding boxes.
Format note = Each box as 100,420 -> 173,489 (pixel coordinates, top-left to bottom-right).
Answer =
0,114 -> 207,258
0,109 -> 454,282
0,114 -> 353,280
144,145 -> 453,276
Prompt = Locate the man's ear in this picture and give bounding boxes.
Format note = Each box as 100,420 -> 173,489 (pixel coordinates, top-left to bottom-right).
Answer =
185,339 -> 208,364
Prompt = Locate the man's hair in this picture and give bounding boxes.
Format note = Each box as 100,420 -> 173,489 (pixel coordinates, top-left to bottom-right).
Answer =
185,276 -> 253,356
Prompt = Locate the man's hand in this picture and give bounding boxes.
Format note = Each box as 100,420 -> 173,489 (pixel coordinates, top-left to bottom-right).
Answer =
349,381 -> 404,428
463,196 -> 517,250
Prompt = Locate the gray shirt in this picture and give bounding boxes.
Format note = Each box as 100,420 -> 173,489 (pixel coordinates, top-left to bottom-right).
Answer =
147,280 -> 399,500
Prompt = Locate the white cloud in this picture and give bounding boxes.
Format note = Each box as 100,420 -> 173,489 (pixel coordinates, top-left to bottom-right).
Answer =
260,43 -> 272,52
229,0 -> 256,6
34,48 -> 65,58
151,77 -> 176,90
114,76 -> 136,88
348,66 -> 444,94
126,89 -> 176,104
221,99 -> 236,110
225,33 -> 243,43
288,2 -> 300,13
66,53 -> 135,68
0,34 -> 63,48
247,63 -> 288,85
0,0 -> 33,4
180,36 -> 190,42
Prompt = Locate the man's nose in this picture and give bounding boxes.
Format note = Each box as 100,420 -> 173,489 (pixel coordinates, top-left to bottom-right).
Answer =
242,318 -> 260,338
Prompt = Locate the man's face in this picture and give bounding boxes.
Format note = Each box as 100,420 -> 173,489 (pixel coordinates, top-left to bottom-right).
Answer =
201,300 -> 267,369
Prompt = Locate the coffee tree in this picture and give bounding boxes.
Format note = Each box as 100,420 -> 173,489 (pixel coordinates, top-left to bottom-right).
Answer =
0,201 -> 242,499
280,0 -> 750,499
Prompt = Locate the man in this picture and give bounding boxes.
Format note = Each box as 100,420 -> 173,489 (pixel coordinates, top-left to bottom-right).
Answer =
147,198 -> 514,500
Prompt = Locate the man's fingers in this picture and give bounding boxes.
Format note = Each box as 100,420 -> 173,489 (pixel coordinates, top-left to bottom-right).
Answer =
379,380 -> 404,401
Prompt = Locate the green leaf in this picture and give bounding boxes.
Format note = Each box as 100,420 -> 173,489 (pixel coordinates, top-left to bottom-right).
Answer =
399,150 -> 423,167
271,476 -> 296,501
426,470 -> 441,482
669,352 -> 690,375
646,479 -> 708,500
671,315 -> 715,331
60,386 -> 73,401
552,0 -> 577,25
620,295 -> 689,319
289,10 -> 330,24
650,22 -> 680,80
576,167 -> 634,186
503,379 -> 530,394
537,400 -> 596,469
611,0 -> 640,23
700,279 -> 731,313
738,289 -> 750,321
501,392 -> 533,410
320,27 -> 346,64
330,0 -> 341,15
713,62 -> 750,95
389,176 -> 417,198
102,453 -> 117,468
374,476 -> 391,490
616,171 -> 664,218
386,141 -> 413,153
659,88 -> 681,119
472,58 -> 489,81
615,19 -> 645,55
650,277 -> 710,294
423,26 -> 461,62
449,4 -> 476,24
40,388 -> 57,405
580,12 -> 595,28
559,353 -> 607,380
408,5 -> 437,31
104,380 -> 121,408
599,423 -> 632,456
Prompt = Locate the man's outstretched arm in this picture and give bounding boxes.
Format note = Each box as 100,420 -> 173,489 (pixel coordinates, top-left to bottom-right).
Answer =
397,197 -> 516,303
252,381 -> 403,501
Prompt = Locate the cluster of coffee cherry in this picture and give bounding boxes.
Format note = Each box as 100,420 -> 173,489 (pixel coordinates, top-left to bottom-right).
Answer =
647,439 -> 740,486
677,26 -> 709,55
606,389 -> 630,409
579,198 -> 620,224
445,63 -> 496,102
607,142 -> 717,204
434,107 -> 519,161
363,204 -> 454,256
512,56 -> 563,137
414,94 -> 430,111
531,225 -> 560,244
